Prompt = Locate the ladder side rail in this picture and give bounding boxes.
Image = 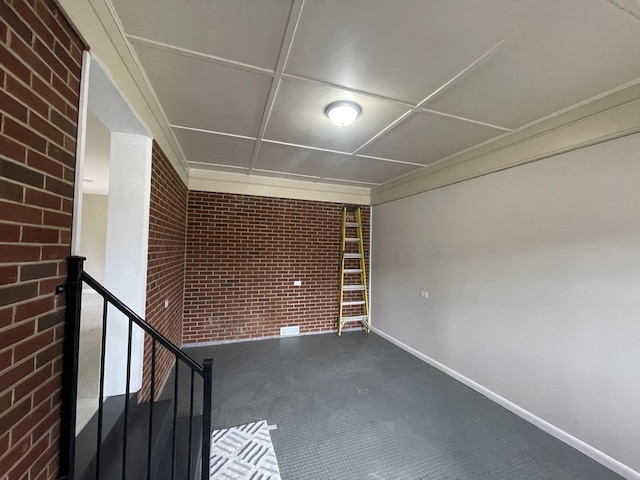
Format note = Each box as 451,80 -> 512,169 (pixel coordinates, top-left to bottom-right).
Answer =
338,207 -> 347,335
356,208 -> 370,332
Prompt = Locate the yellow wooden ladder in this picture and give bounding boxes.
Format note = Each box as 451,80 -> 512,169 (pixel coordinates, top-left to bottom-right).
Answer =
338,205 -> 370,335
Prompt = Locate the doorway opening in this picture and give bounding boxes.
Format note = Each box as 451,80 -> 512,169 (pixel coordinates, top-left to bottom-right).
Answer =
72,52 -> 152,437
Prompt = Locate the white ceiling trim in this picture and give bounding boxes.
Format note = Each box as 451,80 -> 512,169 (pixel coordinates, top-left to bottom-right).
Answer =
404,76 -> 640,188
261,138 -> 350,156
247,0 -> 306,173
281,73 -> 416,109
345,40 -> 508,162
347,111 -> 413,159
417,40 -> 507,108
99,0 -> 191,179
253,168 -> 319,180
399,76 -> 640,188
127,35 -> 275,77
323,177 -> 380,186
74,0 -> 524,189
171,128 -> 432,168
354,154 -> 425,167
419,108 -> 513,132
495,75 -> 640,139
189,161 -> 247,170
62,0 -> 640,202
372,84 -> 640,205
304,38 -> 513,184
58,0 -> 191,184
129,29 -> 516,151
172,125 -> 257,141
190,167 -> 370,205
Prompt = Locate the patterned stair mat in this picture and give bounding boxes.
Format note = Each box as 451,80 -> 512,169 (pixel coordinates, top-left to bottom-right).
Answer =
210,420 -> 281,479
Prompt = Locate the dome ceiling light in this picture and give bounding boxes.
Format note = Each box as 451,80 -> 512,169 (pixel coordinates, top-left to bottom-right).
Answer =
325,100 -> 362,127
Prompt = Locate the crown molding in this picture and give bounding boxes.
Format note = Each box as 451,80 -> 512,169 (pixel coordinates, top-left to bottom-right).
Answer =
190,169 -> 370,205
372,82 -> 640,205
56,0 -> 190,185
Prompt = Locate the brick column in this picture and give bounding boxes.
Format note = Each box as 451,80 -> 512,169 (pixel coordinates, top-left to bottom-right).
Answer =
0,1 -> 85,478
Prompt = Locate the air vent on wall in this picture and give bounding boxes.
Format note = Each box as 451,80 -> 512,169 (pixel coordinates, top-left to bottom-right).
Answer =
280,326 -> 300,336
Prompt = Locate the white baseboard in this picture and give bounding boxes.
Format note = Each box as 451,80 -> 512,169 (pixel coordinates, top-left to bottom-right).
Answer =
371,326 -> 639,480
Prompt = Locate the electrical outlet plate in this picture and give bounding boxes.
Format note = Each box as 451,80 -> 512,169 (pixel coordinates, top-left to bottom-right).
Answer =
420,290 -> 428,298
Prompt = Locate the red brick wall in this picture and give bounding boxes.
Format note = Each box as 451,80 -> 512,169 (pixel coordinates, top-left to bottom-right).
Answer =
140,142 -> 187,400
183,192 -> 370,343
0,1 -> 84,478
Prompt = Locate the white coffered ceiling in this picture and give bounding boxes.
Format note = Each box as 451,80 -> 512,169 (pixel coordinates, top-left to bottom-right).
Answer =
109,0 -> 640,189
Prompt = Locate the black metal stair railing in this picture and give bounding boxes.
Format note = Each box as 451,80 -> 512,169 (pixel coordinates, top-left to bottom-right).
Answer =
58,256 -> 213,480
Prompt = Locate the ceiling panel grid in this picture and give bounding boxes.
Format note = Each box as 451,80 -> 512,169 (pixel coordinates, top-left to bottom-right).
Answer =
109,0 -> 640,188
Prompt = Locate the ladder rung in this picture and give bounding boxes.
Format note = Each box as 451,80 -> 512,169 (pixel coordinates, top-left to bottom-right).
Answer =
343,269 -> 363,274
341,315 -> 368,323
344,253 -> 362,259
345,238 -> 359,242
343,285 -> 365,291
346,222 -> 360,227
341,300 -> 365,306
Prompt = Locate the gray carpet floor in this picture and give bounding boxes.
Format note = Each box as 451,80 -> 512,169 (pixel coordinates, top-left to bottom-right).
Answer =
183,332 -> 622,480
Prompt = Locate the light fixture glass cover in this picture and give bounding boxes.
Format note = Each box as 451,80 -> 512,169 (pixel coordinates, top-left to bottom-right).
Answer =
325,101 -> 362,127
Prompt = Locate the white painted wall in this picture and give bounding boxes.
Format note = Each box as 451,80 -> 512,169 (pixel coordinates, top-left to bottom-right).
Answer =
371,133 -> 640,476
83,112 -> 111,196
103,133 -> 152,396
79,194 -> 108,284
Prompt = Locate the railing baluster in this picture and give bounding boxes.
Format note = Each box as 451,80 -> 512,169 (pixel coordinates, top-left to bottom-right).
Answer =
187,369 -> 195,479
202,359 -> 213,480
95,297 -> 108,480
147,338 -> 157,476
122,316 -> 133,480
172,359 -> 179,480
81,272 -> 203,374
62,265 -> 212,480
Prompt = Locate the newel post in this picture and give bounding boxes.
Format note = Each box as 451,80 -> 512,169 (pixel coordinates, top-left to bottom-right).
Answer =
201,358 -> 213,480
58,256 -> 85,479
